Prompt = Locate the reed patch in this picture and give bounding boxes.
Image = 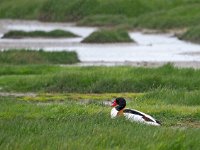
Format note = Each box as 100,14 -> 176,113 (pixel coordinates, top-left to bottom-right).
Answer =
0,49 -> 80,65
2,30 -> 79,38
81,28 -> 133,43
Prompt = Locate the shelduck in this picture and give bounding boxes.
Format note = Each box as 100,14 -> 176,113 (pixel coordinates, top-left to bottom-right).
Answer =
111,97 -> 161,126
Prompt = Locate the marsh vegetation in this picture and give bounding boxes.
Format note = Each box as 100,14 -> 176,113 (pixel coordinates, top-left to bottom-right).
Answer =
0,0 -> 200,42
1,0 -> 200,149
0,56 -> 200,149
0,50 -> 80,64
0,90 -> 200,149
82,28 -> 133,43
2,30 -> 79,39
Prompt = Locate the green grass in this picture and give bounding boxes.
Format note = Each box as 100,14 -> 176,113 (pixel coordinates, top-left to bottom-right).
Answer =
81,28 -> 133,43
1,63 -> 200,149
2,30 -> 79,39
1,0 -> 200,43
0,65 -> 62,75
0,50 -> 80,65
0,94 -> 200,149
0,0 -> 47,19
1,0 -> 200,144
130,4 -> 200,29
1,64 -> 200,93
77,15 -> 130,27
38,0 -> 200,22
141,88 -> 200,106
77,2 -> 200,30
0,0 -> 199,28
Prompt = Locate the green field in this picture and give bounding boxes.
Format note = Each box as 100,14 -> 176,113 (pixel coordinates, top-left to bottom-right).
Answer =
1,64 -> 200,93
1,0 -> 200,149
0,64 -> 200,149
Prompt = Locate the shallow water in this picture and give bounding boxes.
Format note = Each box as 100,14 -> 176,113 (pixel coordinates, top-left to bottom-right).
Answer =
1,19 -> 200,64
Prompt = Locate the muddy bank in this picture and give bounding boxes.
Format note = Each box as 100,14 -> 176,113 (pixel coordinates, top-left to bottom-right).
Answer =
70,61 -> 200,69
0,92 -> 36,97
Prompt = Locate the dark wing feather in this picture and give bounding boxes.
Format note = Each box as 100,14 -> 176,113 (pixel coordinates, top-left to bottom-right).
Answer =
123,109 -> 154,122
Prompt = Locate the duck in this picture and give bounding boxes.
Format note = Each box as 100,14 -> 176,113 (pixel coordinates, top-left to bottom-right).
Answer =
111,97 -> 161,126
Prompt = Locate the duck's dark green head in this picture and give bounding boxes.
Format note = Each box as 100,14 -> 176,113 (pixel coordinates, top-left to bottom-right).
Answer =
111,97 -> 126,111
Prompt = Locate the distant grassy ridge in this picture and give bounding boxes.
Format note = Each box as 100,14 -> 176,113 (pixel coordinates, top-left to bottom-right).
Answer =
0,0 -> 47,20
1,0 -> 200,43
2,30 -> 78,38
1,64 -> 200,93
130,4 -> 200,29
0,50 -> 80,65
82,28 -> 133,43
77,15 -> 130,27
0,0 -> 199,29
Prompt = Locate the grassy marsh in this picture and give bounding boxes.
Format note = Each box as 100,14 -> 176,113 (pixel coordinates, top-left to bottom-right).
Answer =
1,0 -> 200,43
0,94 -> 200,149
2,30 -> 79,39
1,1 -> 200,148
77,15 -> 130,27
0,0 -> 199,30
1,64 -> 200,149
0,50 -> 80,65
1,64 -> 200,93
81,28 -> 133,43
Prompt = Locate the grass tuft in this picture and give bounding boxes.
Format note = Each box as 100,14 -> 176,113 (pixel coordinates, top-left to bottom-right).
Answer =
0,49 -> 80,65
2,30 -> 79,39
81,28 -> 133,43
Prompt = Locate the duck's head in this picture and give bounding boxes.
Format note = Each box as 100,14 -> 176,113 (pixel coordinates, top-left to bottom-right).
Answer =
111,97 -> 126,111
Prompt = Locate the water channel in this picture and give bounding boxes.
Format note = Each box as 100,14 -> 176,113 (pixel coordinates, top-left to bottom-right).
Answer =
1,19 -> 200,67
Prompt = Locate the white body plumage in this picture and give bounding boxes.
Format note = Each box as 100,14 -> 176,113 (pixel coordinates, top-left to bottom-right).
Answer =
111,98 -> 161,126
111,107 -> 160,126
